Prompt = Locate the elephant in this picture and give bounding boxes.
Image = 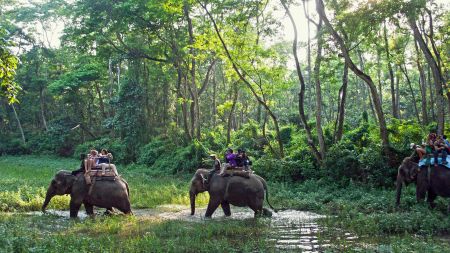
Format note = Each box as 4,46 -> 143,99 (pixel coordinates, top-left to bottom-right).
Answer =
42,170 -> 132,218
396,157 -> 450,211
189,169 -> 275,218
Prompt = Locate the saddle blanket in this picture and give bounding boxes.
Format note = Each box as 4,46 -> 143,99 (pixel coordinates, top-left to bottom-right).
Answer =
418,156 -> 450,168
89,169 -> 116,177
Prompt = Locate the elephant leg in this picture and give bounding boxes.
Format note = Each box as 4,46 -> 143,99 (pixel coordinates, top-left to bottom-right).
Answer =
250,199 -> 264,218
427,191 -> 437,209
221,202 -> 231,216
84,203 -> 94,216
416,182 -> 427,203
115,199 -> 132,215
69,200 -> 82,218
205,198 -> 221,218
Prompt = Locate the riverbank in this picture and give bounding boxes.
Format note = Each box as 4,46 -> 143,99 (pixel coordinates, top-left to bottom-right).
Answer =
1,155 -> 450,252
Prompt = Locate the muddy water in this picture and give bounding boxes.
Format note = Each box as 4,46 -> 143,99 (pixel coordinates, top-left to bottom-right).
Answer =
28,206 -> 358,251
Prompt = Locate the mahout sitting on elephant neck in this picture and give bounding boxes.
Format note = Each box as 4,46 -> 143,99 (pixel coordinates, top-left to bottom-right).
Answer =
396,157 -> 450,213
190,169 -> 276,218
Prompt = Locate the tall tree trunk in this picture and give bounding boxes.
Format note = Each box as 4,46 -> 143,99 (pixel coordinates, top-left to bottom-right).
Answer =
184,2 -> 200,139
428,66 -> 436,121
408,17 -> 445,134
384,23 -> 398,118
227,83 -> 238,144
376,50 -> 383,106
395,70 -> 401,119
11,104 -> 25,145
304,0 -> 313,118
281,0 -> 320,162
212,72 -> 217,128
94,82 -> 107,119
334,63 -> 348,143
202,2 -> 284,157
414,40 -> 428,125
313,18 -> 326,159
317,0 -> 390,154
400,64 -> 420,123
39,87 -> 48,131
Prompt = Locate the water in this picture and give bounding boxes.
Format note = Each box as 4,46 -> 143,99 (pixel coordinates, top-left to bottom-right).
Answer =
26,206 -> 359,251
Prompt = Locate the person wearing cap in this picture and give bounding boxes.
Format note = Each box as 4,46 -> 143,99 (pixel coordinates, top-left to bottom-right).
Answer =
410,143 -> 425,161
209,154 -> 221,171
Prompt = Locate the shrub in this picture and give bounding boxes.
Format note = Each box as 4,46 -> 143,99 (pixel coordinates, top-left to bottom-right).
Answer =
137,139 -> 170,166
322,143 -> 361,183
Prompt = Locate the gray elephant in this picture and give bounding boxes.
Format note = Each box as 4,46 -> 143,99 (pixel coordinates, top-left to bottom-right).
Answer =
42,170 -> 132,217
396,157 -> 450,211
189,169 -> 275,218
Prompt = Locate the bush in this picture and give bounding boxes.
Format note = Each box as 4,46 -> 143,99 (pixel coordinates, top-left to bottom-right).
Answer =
135,139 -> 209,175
322,143 -> 361,183
0,138 -> 30,156
254,157 -> 306,182
137,139 -> 170,167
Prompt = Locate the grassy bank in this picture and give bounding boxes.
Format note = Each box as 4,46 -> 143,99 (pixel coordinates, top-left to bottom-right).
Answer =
0,155 -> 209,212
1,155 -> 450,252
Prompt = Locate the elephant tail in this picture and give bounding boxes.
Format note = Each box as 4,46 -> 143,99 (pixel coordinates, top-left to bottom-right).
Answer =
260,177 -> 277,213
120,177 -> 130,197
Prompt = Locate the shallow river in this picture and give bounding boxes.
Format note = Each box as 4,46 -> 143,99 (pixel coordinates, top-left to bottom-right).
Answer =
29,206 -> 362,252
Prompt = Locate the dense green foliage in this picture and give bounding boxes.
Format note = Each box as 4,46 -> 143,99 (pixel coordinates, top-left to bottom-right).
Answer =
1,0 -> 449,251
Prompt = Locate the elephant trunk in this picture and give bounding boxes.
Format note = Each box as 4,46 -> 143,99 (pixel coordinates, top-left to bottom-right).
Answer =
190,190 -> 196,215
395,174 -> 403,207
42,188 -> 55,213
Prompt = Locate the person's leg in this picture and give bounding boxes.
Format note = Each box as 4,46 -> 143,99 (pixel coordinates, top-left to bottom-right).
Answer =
101,163 -> 106,175
110,164 -> 118,176
433,149 -> 439,167
442,149 -> 448,164
425,146 -> 432,165
416,148 -> 425,160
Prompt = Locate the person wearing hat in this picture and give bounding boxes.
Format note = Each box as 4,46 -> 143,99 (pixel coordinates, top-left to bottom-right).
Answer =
410,143 -> 425,160
209,154 -> 221,171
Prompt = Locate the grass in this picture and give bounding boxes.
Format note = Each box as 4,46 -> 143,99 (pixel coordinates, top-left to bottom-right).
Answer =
0,155 -> 209,212
1,155 -> 450,252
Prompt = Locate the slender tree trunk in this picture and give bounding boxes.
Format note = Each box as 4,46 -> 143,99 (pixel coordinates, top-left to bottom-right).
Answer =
227,83 -> 238,144
202,2 -> 284,157
212,72 -> 217,128
184,2 -> 200,139
408,17 -> 445,134
305,0 -> 313,117
281,0 -> 320,162
428,66 -> 436,121
414,41 -> 428,125
334,63 -> 348,143
177,65 -> 191,140
395,70 -> 401,119
376,50 -> 383,106
39,87 -> 48,131
11,104 -> 26,145
317,0 -> 390,154
94,82 -> 107,119
314,18 -> 326,158
384,23 -> 398,118
400,64 -> 420,123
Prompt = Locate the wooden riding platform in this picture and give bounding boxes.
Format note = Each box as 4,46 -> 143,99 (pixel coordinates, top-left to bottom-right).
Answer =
89,169 -> 116,178
223,169 -> 251,178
